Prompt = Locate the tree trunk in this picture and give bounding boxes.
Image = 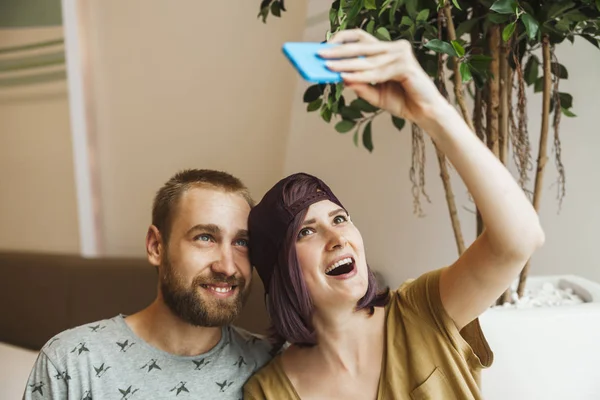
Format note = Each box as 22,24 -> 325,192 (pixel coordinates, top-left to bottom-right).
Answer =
499,38 -> 510,165
436,7 -> 465,255
443,4 -> 475,132
471,7 -> 485,239
517,35 -> 552,297
498,35 -> 512,304
486,25 -> 500,158
435,145 -> 466,255
474,88 -> 485,238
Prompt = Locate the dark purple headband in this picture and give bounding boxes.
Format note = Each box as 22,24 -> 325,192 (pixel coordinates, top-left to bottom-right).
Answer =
248,173 -> 345,293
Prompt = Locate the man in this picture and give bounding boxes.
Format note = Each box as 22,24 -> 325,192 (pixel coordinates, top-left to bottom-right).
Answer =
24,169 -> 273,399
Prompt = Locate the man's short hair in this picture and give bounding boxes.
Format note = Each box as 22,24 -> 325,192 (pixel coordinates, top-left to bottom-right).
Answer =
152,169 -> 254,243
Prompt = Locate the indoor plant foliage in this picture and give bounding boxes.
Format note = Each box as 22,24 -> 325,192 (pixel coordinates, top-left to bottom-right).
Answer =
258,0 -> 600,303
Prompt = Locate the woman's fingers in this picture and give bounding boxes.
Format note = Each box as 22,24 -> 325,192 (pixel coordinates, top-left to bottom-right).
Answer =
345,82 -> 381,108
341,61 -> 402,84
319,42 -> 390,59
325,52 -> 397,72
328,28 -> 378,45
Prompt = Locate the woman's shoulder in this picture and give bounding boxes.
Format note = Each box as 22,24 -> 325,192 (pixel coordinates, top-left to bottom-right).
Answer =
244,353 -> 297,399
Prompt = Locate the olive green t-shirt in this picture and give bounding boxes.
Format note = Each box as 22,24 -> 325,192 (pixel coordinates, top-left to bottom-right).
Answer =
243,268 -> 494,399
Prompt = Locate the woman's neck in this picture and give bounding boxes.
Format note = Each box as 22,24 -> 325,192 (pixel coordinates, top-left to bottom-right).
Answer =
307,306 -> 386,375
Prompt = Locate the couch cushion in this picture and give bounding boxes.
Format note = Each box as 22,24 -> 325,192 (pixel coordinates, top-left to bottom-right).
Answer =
0,252 -> 269,350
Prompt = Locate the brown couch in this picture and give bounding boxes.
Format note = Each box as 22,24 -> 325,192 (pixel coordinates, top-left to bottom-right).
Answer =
0,251 -> 270,351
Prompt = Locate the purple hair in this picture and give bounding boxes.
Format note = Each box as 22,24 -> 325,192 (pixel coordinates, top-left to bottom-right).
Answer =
266,175 -> 389,347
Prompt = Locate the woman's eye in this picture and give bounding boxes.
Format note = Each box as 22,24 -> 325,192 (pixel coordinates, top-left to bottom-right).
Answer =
297,228 -> 313,239
333,215 -> 347,224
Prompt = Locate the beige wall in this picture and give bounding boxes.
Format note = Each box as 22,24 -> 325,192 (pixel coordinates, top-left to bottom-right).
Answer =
80,0 -> 308,255
284,22 -> 600,287
0,27 -> 79,253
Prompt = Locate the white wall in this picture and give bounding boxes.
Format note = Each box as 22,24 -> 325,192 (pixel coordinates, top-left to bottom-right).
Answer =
283,20 -> 600,288
79,0 -> 308,256
0,27 -> 79,254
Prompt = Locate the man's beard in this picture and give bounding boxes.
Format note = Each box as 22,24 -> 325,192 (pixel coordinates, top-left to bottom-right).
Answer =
160,256 -> 250,327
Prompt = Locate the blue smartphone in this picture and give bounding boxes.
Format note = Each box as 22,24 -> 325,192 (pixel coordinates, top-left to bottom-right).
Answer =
282,42 -> 342,83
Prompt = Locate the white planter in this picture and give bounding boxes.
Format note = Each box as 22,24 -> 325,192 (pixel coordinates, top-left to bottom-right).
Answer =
479,275 -> 600,400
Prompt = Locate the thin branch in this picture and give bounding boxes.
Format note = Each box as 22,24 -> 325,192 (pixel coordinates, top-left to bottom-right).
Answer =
517,35 -> 552,297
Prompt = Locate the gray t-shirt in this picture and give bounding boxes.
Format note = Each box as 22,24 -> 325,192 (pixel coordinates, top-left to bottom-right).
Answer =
23,315 -> 274,399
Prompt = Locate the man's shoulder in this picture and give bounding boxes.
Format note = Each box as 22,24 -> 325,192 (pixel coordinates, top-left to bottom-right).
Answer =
40,315 -> 125,362
227,325 -> 276,360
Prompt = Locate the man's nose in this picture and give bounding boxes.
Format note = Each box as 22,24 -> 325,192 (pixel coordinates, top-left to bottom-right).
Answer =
210,245 -> 237,276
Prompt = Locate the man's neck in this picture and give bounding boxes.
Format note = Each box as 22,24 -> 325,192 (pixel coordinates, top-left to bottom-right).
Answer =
125,299 -> 224,357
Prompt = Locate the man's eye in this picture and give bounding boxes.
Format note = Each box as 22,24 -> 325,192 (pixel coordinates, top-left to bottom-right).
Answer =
333,215 -> 347,224
235,238 -> 249,247
195,234 -> 213,242
297,228 -> 314,239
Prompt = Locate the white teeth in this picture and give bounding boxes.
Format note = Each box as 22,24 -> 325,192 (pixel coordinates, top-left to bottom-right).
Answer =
207,286 -> 233,293
325,257 -> 353,274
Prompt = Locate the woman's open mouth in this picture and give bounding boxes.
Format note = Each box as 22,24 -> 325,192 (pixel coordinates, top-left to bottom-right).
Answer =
325,257 -> 356,277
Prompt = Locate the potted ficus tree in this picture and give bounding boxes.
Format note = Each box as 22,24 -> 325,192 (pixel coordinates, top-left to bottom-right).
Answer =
258,0 -> 600,398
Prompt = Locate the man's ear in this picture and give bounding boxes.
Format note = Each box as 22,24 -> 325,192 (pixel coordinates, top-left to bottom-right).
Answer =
146,225 -> 163,267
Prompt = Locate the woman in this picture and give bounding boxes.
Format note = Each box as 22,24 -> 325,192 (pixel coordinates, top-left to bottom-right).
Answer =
244,29 -> 544,399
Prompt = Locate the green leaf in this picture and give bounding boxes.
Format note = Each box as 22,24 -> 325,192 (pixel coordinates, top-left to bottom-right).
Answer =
340,106 -> 363,120
392,116 -> 406,131
351,98 -> 379,113
376,27 -> 392,41
307,98 -> 322,112
534,77 -> 544,93
335,82 -> 344,101
551,62 -> 568,79
347,0 -> 363,21
270,1 -> 281,17
459,62 -> 472,82
389,0 -> 401,24
365,0 -> 377,10
363,121 -> 374,152
379,0 -> 393,16
490,0 -> 517,14
405,0 -> 418,18
553,18 -> 571,33
559,92 -> 573,109
303,85 -> 322,103
546,2 -> 575,20
422,23 -> 439,40
581,34 -> 600,49
451,40 -> 465,57
456,18 -> 481,38
488,13 -> 510,24
452,0 -> 462,10
416,9 -> 430,22
470,54 -> 493,66
400,16 -> 414,27
521,13 -> 539,39
366,20 -> 375,34
502,22 -> 516,42
562,10 -> 589,23
424,39 -> 459,57
335,120 -> 356,133
258,7 -> 269,23
321,107 -> 332,123
596,0 -> 600,12
524,56 -> 539,86
353,128 -> 359,147
561,107 -> 576,117
259,0 -> 273,11
407,24 -> 416,40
